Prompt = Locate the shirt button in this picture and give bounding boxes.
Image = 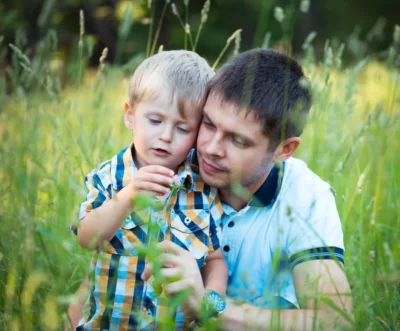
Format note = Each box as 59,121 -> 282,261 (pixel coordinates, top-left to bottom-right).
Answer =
223,245 -> 230,252
228,221 -> 235,227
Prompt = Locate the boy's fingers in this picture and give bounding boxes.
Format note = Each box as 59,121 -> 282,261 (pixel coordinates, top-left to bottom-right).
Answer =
160,267 -> 182,280
137,182 -> 170,196
157,240 -> 187,256
157,253 -> 182,267
163,278 -> 194,296
142,173 -> 173,186
141,263 -> 153,281
143,165 -> 174,177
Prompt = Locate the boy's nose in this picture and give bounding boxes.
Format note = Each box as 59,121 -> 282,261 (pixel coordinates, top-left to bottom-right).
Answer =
160,127 -> 173,143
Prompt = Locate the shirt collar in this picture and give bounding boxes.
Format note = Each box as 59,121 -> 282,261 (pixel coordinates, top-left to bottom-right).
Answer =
189,148 -> 283,208
248,162 -> 284,207
110,144 -> 194,192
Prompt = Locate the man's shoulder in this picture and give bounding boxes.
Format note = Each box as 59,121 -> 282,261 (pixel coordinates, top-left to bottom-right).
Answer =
278,157 -> 334,213
283,157 -> 332,193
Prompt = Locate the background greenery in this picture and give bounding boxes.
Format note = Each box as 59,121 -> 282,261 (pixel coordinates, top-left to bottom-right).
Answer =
1,0 -> 400,67
0,0 -> 399,330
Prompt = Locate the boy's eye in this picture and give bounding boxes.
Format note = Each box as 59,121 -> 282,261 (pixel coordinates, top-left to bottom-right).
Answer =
177,126 -> 189,133
149,118 -> 161,124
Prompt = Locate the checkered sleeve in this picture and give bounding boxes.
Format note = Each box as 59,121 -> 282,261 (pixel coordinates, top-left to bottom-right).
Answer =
208,196 -> 223,253
71,166 -> 112,234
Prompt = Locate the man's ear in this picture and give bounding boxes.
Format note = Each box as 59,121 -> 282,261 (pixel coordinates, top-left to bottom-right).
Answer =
273,137 -> 301,162
124,102 -> 134,130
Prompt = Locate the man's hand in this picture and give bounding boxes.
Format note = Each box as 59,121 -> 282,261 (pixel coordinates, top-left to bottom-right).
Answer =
141,240 -> 206,316
127,165 -> 174,198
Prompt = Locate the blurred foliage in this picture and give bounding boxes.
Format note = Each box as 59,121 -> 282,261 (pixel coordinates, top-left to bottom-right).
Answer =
0,1 -> 400,330
0,0 -> 399,69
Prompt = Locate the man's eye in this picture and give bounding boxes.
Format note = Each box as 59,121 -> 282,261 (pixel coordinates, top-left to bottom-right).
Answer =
233,136 -> 246,148
177,127 -> 189,133
149,118 -> 161,124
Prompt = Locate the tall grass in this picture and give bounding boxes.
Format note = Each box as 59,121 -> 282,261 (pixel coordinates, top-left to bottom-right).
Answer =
0,2 -> 399,330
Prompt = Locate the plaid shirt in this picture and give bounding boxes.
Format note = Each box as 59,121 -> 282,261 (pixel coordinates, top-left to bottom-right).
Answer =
75,145 -> 222,330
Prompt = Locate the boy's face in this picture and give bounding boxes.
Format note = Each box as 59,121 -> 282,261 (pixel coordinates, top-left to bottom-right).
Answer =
124,91 -> 202,172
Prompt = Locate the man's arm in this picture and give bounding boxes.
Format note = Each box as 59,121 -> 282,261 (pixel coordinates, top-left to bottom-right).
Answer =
220,259 -> 353,330
142,242 -> 353,330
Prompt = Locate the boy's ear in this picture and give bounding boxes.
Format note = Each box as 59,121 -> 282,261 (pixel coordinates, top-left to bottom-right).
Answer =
124,102 -> 134,130
273,137 -> 300,162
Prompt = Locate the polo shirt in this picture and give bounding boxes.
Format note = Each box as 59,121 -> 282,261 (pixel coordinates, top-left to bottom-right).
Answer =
188,150 -> 344,309
219,157 -> 345,308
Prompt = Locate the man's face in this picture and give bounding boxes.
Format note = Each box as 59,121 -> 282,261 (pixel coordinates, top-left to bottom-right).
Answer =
197,93 -> 276,195
125,91 -> 202,172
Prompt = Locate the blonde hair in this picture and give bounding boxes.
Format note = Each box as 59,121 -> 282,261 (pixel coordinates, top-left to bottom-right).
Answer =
128,50 -> 214,109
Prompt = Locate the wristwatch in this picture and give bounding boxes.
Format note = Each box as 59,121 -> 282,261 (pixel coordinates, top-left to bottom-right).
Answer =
203,289 -> 226,318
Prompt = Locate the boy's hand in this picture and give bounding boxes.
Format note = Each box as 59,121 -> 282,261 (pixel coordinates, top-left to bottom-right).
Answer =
128,165 -> 174,198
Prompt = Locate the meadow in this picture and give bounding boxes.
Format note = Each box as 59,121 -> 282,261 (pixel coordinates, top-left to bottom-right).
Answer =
1,5 -> 400,330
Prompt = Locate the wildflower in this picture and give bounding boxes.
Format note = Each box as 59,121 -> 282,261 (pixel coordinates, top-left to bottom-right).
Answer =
79,10 -> 85,36
274,7 -> 285,23
227,29 -> 242,44
170,174 -> 189,194
299,77 -> 310,89
300,0 -> 310,13
233,30 -> 241,56
171,3 -> 179,16
201,0 -> 210,24
99,47 -> 108,72
357,173 -> 365,193
394,25 -> 400,44
172,175 -> 181,186
185,23 -> 191,34
369,250 -> 375,263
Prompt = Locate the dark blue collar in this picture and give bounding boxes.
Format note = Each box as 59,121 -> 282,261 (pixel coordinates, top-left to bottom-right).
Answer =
249,163 -> 283,207
188,149 -> 283,208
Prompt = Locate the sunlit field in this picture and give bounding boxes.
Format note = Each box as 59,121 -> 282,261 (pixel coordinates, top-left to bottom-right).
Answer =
0,6 -> 399,330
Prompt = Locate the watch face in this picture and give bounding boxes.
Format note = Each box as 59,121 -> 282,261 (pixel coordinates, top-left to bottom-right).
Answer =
207,290 -> 226,313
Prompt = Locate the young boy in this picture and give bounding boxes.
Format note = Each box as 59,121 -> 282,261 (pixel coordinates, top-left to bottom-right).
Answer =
72,50 -> 227,330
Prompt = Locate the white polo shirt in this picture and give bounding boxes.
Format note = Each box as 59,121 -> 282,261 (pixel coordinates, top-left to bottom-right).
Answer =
218,157 -> 344,308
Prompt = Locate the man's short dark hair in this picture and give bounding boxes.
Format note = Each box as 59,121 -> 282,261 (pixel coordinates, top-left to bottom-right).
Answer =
207,48 -> 312,148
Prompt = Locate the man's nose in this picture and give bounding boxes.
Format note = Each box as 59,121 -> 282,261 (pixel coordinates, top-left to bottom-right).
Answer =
205,133 -> 224,157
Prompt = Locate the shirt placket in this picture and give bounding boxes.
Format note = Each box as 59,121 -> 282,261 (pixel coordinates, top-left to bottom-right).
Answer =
221,206 -> 251,276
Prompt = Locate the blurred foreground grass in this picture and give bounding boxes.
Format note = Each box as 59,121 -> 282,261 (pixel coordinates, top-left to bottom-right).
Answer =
0,55 -> 399,330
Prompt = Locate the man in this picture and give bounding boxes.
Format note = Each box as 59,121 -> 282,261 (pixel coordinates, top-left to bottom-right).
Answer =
142,48 -> 353,330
